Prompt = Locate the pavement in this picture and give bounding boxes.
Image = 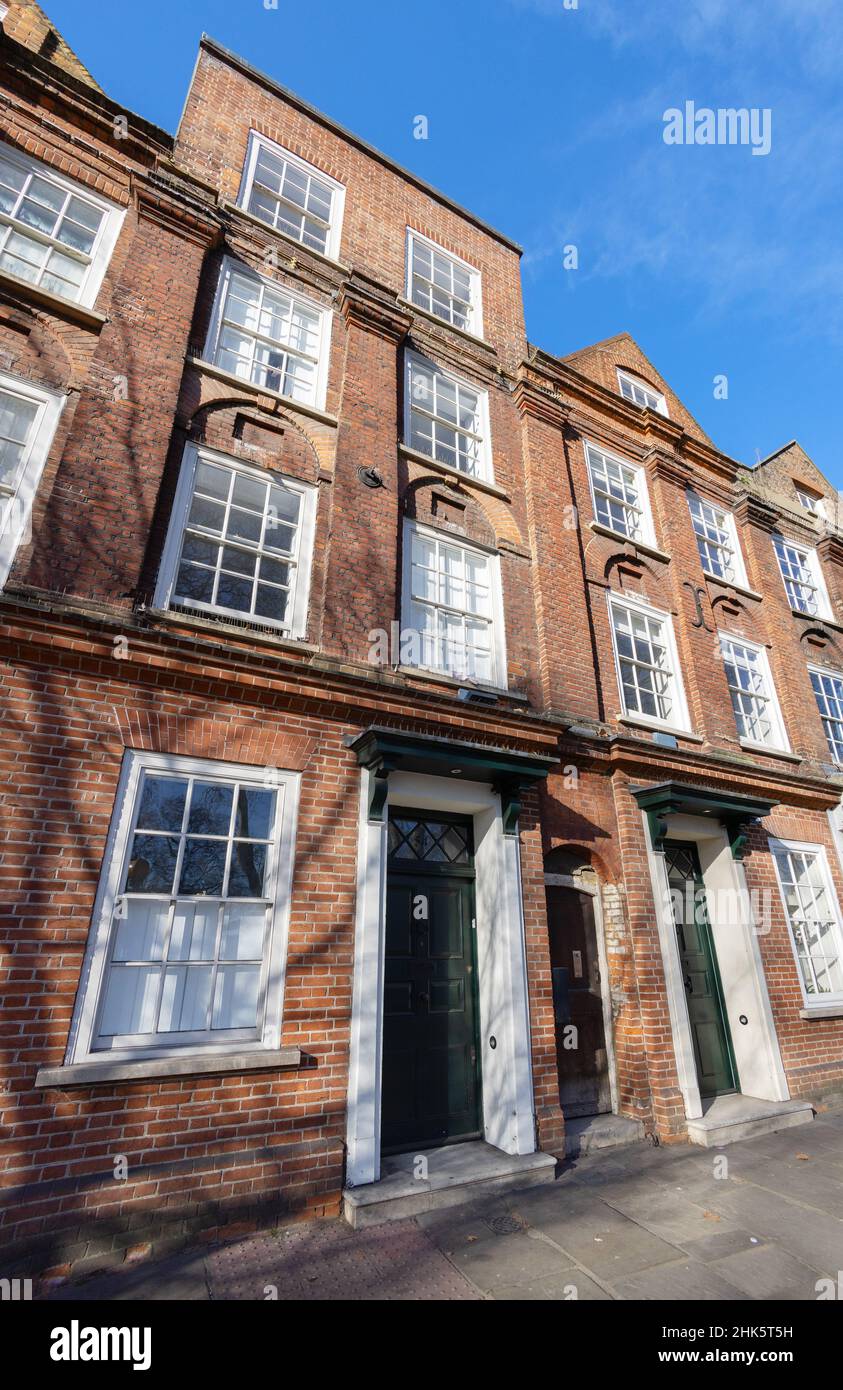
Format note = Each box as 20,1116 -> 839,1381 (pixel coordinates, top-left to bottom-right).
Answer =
46,1110 -> 843,1301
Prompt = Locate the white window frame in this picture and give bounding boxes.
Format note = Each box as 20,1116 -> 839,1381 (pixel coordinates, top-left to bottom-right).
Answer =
153,443 -> 317,640
617,369 -> 668,417
236,130 -> 346,263
687,490 -> 748,587
584,439 -> 656,546
795,485 -> 828,520
405,229 -> 483,338
772,534 -> 832,619
65,750 -> 302,1065
0,371 -> 64,588
808,664 -> 843,764
404,349 -> 492,482
204,256 -> 332,412
607,590 -> 691,733
0,140 -> 124,308
401,518 -> 507,688
769,837 -> 843,1009
718,632 -> 790,752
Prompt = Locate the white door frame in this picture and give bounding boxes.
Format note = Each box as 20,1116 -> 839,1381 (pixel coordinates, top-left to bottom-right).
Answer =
345,769 -> 537,1188
642,810 -> 789,1120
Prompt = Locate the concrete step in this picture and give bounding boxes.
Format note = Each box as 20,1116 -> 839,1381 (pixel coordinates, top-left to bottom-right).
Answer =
687,1094 -> 815,1148
343,1140 -> 557,1230
564,1112 -> 646,1158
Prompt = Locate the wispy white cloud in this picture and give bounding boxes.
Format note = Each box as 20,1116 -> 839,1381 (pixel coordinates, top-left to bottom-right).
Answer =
516,0 -> 843,343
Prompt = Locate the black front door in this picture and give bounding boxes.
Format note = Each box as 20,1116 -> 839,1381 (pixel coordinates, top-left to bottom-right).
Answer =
381,811 -> 481,1154
664,841 -> 738,1098
547,884 -> 611,1117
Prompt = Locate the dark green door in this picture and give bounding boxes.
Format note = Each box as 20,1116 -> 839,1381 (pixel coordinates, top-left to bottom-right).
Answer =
381,812 -> 481,1153
664,841 -> 738,1098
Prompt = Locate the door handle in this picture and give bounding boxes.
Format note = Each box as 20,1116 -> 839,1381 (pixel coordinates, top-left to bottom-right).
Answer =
684,975 -> 692,993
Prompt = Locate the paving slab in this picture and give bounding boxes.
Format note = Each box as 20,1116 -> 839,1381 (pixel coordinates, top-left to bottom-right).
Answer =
616,1258 -> 753,1302
442,1229 -> 575,1292
710,1244 -> 826,1301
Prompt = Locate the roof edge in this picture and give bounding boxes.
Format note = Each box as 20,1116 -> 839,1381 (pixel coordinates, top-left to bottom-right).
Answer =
198,35 -> 523,256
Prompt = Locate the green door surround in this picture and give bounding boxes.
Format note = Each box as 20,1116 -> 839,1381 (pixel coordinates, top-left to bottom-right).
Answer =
349,727 -> 558,833
631,781 -> 777,860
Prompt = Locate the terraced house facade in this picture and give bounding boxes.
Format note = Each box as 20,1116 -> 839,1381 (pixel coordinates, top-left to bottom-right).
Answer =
0,1 -> 841,1275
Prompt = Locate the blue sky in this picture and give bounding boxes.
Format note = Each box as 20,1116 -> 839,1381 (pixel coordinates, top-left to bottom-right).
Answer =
47,0 -> 843,484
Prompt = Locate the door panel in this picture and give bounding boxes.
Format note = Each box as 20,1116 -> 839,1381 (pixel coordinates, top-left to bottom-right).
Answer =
382,817 -> 480,1154
664,841 -> 738,1098
546,885 -> 611,1118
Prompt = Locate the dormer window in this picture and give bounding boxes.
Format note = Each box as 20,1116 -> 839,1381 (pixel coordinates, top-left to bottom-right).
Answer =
617,369 -> 668,417
795,485 -> 828,520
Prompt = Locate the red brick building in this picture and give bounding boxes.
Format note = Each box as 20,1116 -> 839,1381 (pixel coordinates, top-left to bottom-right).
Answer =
1,3 -> 841,1276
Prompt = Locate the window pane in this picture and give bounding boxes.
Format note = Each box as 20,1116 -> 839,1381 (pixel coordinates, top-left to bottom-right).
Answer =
112,900 -> 169,963
220,902 -> 266,960
99,965 -> 160,1036
159,965 -> 213,1032
187,782 -> 234,836
178,839 -> 227,896
168,901 -> 219,962
212,964 -> 261,1029
125,834 -> 179,893
228,843 -> 268,897
136,776 -> 187,833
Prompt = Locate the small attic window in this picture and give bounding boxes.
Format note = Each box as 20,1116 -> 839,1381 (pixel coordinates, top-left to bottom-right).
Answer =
617,369 -> 668,418
794,484 -> 827,519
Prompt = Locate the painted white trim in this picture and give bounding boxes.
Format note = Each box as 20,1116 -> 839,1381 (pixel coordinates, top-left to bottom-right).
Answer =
607,589 -> 692,734
687,489 -> 749,589
404,347 -> 493,484
405,228 -> 483,339
153,441 -> 317,639
65,750 -> 301,1066
808,663 -> 843,765
718,630 -> 791,753
401,517 -> 508,689
642,811 -> 789,1119
0,139 -> 124,308
345,771 -> 537,1187
236,130 -> 346,263
584,437 -> 656,546
0,371 -> 64,588
203,255 -> 333,413
617,369 -> 668,417
772,533 -> 833,621
769,835 -> 843,1010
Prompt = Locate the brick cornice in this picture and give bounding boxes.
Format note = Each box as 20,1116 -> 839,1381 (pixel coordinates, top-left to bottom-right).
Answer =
643,445 -> 691,489
338,273 -> 412,342
733,492 -> 779,533
817,532 -> 843,568
513,376 -> 570,428
133,174 -> 221,249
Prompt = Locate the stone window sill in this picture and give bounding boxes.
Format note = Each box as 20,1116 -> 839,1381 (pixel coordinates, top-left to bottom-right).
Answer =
588,521 -> 670,564
185,355 -> 339,429
704,573 -> 763,603
34,1046 -> 302,1089
0,267 -> 108,331
617,714 -> 703,743
739,740 -> 801,764
398,444 -> 511,501
798,1006 -> 843,1021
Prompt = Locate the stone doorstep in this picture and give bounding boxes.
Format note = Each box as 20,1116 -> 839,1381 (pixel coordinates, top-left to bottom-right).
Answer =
342,1141 -> 557,1230
564,1113 -> 647,1158
686,1094 -> 816,1149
